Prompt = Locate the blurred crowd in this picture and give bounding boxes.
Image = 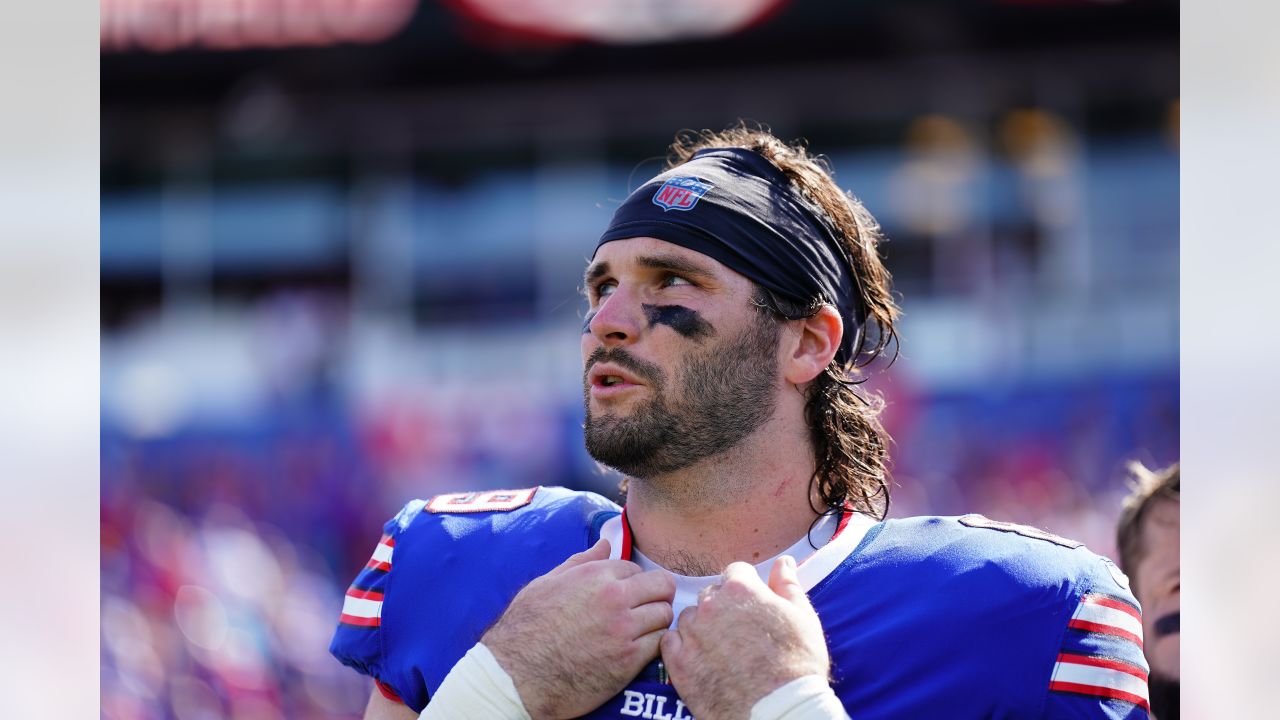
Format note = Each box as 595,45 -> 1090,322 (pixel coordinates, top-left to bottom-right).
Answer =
101,420 -> 375,719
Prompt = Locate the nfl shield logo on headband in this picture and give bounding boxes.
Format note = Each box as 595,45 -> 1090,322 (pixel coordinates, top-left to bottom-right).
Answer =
652,177 -> 713,211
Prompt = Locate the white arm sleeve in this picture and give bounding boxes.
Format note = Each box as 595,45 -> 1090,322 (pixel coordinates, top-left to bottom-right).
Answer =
418,642 -> 531,720
750,675 -> 851,720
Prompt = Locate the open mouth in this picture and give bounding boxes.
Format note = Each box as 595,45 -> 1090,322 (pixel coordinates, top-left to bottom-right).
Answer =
587,362 -> 644,391
592,374 -> 639,393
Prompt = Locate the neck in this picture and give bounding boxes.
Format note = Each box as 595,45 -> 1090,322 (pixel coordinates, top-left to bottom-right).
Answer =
623,413 -> 825,576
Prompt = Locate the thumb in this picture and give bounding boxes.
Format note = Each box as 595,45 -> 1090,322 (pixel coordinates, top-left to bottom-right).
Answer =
549,537 -> 610,576
767,555 -> 807,605
660,625 -> 682,663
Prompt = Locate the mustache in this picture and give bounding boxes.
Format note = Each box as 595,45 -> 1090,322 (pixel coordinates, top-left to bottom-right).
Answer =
584,347 -> 664,386
1153,612 -> 1179,637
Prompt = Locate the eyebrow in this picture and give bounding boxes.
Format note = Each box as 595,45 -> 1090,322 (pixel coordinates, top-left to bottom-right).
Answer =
634,253 -> 717,280
583,252 -> 718,288
584,261 -> 611,286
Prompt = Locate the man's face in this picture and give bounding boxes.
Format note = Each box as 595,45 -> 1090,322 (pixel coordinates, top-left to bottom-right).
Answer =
580,237 -> 783,479
1134,497 -> 1180,680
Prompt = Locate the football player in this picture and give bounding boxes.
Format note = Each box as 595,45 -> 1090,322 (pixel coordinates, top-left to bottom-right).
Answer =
332,126 -> 1150,719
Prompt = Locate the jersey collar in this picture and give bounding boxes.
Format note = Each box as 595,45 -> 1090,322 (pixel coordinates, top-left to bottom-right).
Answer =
598,506 -> 876,592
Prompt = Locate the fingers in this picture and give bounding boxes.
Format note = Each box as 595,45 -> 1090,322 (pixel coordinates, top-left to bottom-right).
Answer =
717,561 -> 768,601
577,537 -> 612,562
697,582 -> 719,604
548,537 -> 611,576
624,568 -> 677,607
659,611 -> 690,674
631,600 -> 675,637
659,622 -> 682,660
767,555 -> 806,604
632,626 -> 666,666
663,605 -> 695,668
721,561 -> 760,586
675,604 -> 697,633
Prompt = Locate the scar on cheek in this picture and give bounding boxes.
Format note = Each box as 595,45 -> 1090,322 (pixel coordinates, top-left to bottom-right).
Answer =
643,304 -> 714,340
582,311 -> 596,334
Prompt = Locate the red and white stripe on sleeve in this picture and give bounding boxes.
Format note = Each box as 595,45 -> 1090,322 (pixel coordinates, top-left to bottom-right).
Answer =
365,534 -> 395,572
340,587 -> 385,627
1050,592 -> 1149,713
1050,652 -> 1149,710
339,534 -> 395,628
1067,593 -> 1144,648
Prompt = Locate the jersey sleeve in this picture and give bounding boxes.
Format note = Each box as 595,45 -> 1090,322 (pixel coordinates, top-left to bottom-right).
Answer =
1041,555 -> 1150,719
328,486 -> 621,713
328,500 -> 421,700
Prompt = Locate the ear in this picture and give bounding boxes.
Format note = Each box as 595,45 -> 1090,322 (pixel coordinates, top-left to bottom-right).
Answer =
782,305 -> 842,385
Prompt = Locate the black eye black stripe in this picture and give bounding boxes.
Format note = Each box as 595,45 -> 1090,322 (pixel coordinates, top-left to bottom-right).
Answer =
643,304 -> 714,341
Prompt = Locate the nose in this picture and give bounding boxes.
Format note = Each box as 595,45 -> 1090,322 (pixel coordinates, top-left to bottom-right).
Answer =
586,286 -> 643,347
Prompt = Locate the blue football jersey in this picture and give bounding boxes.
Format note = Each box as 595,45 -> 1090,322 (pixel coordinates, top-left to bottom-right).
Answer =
330,486 -> 1149,718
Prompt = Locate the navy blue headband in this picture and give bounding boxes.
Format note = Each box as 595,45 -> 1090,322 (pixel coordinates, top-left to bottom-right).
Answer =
596,147 -> 863,364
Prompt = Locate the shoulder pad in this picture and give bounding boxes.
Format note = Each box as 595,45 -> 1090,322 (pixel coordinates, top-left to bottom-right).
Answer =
838,515 -> 1147,716
331,486 -> 620,713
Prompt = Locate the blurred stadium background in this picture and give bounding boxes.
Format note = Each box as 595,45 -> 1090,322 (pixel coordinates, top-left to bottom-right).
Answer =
100,1 -> 1178,717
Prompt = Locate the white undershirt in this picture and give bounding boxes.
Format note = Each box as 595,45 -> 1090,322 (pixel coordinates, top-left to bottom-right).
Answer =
631,512 -> 840,627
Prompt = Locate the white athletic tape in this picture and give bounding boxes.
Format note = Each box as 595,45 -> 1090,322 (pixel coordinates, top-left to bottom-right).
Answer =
418,643 -> 531,720
751,675 -> 851,720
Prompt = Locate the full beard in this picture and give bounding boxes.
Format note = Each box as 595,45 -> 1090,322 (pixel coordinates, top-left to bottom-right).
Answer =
583,316 -> 780,480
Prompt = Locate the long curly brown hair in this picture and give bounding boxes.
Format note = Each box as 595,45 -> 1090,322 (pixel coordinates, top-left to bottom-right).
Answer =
665,124 -> 901,520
